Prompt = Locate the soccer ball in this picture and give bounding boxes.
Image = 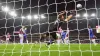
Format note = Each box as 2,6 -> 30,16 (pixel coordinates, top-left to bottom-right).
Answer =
77,4 -> 82,8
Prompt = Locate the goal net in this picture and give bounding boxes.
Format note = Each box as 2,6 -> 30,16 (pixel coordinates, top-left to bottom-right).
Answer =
0,0 -> 100,56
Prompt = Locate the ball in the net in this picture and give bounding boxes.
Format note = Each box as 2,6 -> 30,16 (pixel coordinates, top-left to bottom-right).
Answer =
77,4 -> 82,8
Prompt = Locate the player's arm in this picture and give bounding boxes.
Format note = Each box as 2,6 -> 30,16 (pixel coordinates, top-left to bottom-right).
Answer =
65,14 -> 73,21
65,10 -> 75,21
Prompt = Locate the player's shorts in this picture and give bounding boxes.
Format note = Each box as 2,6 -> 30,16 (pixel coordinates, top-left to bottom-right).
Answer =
19,34 -> 23,39
90,37 -> 95,39
24,34 -> 27,38
61,32 -> 66,39
62,35 -> 66,39
6,38 -> 9,41
65,37 -> 69,40
56,33 -> 61,38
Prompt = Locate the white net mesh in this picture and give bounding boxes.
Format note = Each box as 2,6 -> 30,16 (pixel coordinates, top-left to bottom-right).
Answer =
0,0 -> 100,56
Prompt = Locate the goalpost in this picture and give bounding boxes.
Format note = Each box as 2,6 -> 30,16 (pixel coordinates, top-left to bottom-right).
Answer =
0,0 -> 100,56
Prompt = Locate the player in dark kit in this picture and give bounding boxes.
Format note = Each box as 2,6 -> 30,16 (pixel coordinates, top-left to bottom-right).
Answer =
46,10 -> 74,46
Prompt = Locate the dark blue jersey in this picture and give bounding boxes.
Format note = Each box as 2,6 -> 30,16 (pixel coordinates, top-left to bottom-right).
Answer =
88,28 -> 94,38
61,31 -> 66,39
24,30 -> 27,38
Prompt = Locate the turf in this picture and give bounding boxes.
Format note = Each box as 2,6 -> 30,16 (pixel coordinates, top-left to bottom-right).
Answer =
0,43 -> 100,56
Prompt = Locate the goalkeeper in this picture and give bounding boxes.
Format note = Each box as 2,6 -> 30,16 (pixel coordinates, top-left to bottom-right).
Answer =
46,10 -> 74,46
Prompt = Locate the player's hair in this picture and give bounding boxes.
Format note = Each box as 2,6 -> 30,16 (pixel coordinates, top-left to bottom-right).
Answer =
58,15 -> 62,18
58,15 -> 65,21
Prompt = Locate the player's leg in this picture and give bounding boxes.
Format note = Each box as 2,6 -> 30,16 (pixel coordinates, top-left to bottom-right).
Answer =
7,38 -> 9,43
6,38 -> 7,43
46,21 -> 60,46
19,34 -> 22,44
61,32 -> 67,44
25,37 -> 28,44
26,39 -> 28,44
45,32 -> 55,47
6,38 -> 9,43
56,33 -> 61,45
61,35 -> 65,44
90,35 -> 97,45
19,34 -> 24,44
46,39 -> 52,46
64,37 -> 69,44
61,37 -> 64,44
21,36 -> 24,44
91,39 -> 97,45
24,34 -> 28,43
66,37 -> 69,44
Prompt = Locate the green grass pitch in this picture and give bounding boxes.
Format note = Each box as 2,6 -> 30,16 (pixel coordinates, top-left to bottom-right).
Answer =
0,43 -> 100,56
